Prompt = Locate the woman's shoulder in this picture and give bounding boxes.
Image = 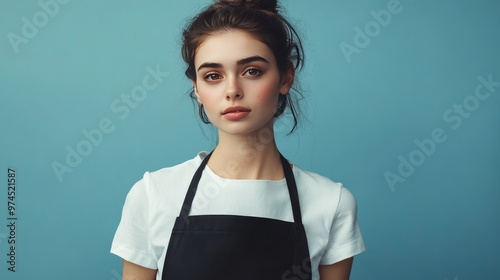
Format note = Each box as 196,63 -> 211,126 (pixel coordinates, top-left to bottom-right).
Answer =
292,164 -> 357,211
292,164 -> 344,192
147,151 -> 206,178
292,165 -> 360,237
134,151 -> 208,194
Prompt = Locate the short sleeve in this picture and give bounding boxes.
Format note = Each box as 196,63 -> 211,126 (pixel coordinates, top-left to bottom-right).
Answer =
110,172 -> 157,269
320,186 -> 366,265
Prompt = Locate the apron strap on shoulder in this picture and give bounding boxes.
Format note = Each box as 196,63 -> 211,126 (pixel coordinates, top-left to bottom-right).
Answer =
179,151 -> 213,223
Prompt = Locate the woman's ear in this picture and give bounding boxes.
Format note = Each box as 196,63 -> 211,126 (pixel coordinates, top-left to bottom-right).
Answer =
279,63 -> 295,95
192,80 -> 202,104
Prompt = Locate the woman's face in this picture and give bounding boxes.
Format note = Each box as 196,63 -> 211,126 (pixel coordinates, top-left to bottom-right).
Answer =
193,30 -> 293,137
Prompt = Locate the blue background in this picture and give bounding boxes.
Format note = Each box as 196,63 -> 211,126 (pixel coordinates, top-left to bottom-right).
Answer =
1,0 -> 499,279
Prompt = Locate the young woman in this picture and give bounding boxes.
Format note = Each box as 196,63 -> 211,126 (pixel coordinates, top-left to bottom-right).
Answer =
111,1 -> 365,279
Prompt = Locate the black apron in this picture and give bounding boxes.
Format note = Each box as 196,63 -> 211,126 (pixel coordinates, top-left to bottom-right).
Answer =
162,152 -> 312,280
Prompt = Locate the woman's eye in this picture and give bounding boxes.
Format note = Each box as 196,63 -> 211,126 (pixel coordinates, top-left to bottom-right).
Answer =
244,68 -> 261,76
204,73 -> 222,81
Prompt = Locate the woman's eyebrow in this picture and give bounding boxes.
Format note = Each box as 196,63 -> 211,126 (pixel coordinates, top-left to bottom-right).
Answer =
237,55 -> 269,66
197,56 -> 269,72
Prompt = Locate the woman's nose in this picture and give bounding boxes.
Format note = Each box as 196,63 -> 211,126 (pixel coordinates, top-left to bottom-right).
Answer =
225,76 -> 243,100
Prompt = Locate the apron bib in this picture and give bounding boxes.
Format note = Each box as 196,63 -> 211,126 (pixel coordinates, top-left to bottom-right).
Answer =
162,152 -> 312,280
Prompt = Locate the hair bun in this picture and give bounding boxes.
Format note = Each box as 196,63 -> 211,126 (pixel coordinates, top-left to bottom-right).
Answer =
217,0 -> 278,13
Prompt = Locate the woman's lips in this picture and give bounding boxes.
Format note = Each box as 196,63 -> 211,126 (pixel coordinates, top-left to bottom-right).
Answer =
222,106 -> 251,120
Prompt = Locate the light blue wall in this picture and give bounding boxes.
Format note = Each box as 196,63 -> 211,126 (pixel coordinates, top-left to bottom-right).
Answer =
1,0 -> 499,279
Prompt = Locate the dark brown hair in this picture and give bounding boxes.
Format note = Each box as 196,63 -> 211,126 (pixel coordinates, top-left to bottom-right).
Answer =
182,0 -> 305,133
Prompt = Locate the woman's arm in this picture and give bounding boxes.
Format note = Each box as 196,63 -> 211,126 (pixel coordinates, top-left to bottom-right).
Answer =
122,260 -> 157,280
318,257 -> 353,280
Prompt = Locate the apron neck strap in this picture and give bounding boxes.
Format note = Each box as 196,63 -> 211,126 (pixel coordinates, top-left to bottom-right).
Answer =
280,153 -> 303,224
179,151 -> 304,225
179,151 -> 213,222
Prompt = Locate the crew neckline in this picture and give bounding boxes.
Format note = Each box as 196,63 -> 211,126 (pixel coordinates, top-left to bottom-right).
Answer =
196,151 -> 294,185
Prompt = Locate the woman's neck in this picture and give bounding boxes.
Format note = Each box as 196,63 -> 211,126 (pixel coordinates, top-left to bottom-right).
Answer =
207,127 -> 284,180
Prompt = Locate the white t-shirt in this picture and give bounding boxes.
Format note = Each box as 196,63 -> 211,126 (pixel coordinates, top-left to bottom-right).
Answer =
111,152 -> 365,280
